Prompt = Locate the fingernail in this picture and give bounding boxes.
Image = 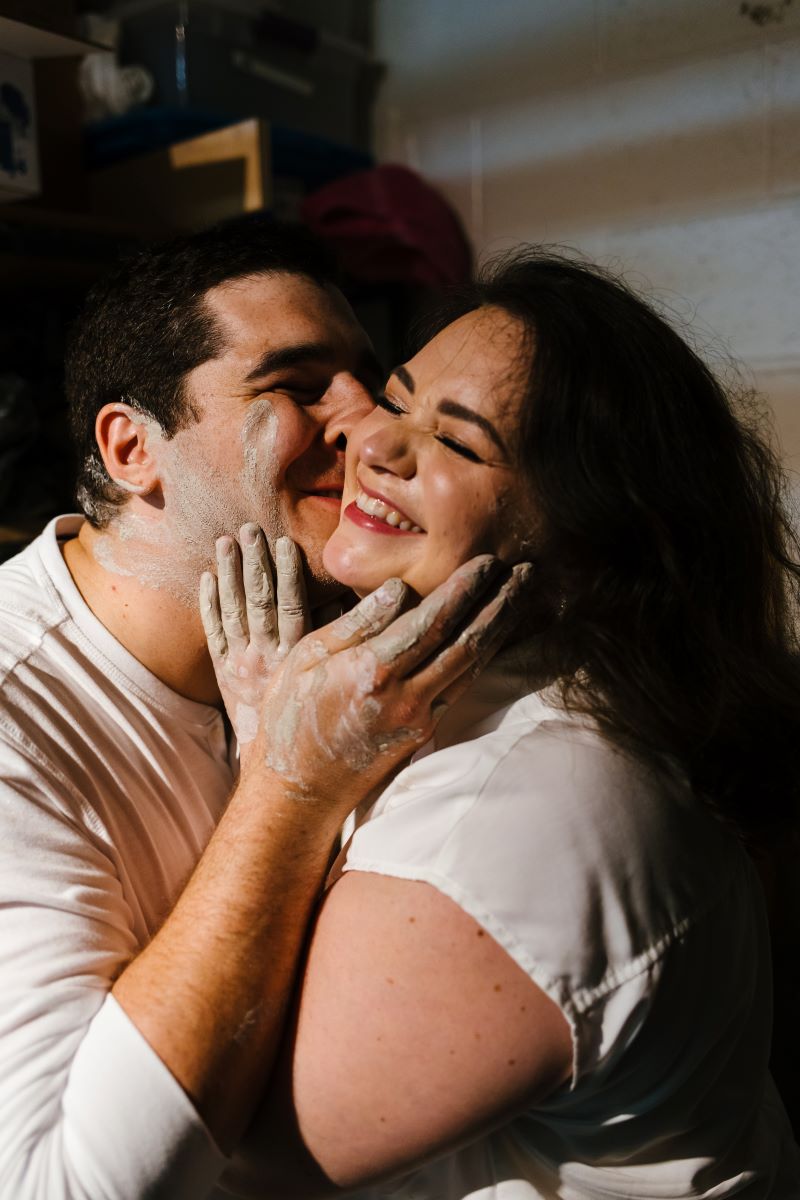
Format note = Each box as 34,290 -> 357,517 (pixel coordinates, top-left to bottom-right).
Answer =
375,577 -> 406,605
240,523 -> 258,546
474,555 -> 502,581
276,536 -> 294,564
512,562 -> 535,585
216,536 -> 235,557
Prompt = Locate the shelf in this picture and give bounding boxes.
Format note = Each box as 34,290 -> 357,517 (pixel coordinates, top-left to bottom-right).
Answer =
0,14 -> 97,59
0,205 -> 167,291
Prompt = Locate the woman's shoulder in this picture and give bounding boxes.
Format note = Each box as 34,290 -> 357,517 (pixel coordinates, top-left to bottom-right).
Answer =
360,685 -> 703,858
343,687 -> 751,1001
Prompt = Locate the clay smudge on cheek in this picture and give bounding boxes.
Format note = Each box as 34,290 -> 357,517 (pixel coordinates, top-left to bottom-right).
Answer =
240,398 -> 283,550
242,398 -> 278,491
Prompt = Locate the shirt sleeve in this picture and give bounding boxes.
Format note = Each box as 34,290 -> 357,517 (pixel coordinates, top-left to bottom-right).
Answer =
0,733 -> 227,1200
341,718 -> 733,1084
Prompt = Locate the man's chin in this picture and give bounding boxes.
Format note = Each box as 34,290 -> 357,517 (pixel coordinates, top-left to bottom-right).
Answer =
306,565 -> 350,610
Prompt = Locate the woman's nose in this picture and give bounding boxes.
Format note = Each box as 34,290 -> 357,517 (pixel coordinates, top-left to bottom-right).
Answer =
358,420 -> 416,478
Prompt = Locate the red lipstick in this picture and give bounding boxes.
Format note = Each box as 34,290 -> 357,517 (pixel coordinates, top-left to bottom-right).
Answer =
344,501 -> 422,536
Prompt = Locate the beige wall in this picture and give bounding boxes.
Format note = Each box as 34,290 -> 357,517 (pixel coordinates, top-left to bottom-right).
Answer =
374,0 -> 800,473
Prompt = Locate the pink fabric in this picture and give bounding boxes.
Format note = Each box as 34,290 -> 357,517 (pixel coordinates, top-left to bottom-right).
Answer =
302,164 -> 472,287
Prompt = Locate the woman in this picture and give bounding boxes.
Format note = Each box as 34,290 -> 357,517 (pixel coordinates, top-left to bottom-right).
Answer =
204,249 -> 800,1197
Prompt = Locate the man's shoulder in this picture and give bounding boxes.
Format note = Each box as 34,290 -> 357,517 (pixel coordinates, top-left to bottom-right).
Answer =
0,516 -> 120,776
0,524 -> 70,685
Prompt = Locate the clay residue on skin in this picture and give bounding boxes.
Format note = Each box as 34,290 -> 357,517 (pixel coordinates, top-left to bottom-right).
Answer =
93,398 -> 288,607
235,702 -> 259,745
240,397 -> 282,543
265,690 -> 306,776
263,651 -> 423,797
328,578 -> 407,644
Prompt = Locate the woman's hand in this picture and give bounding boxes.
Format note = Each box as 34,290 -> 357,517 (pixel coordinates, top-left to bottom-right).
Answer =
200,523 -> 310,748
245,559 -> 531,811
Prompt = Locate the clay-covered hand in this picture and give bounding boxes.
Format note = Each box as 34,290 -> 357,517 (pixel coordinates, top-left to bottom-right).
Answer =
245,555 -> 534,811
199,523 -> 309,748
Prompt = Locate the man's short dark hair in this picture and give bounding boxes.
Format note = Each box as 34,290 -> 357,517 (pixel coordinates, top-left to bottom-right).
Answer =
65,217 -> 339,527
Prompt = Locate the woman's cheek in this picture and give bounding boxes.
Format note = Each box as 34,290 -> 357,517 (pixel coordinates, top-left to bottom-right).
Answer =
322,529 -> 359,585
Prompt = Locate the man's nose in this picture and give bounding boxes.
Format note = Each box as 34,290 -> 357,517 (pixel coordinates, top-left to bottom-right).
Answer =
322,374 -> 377,450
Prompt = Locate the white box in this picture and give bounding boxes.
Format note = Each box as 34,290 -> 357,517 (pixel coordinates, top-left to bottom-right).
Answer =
0,50 -> 39,200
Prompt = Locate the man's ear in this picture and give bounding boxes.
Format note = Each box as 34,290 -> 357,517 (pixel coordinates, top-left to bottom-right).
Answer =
95,403 -> 162,497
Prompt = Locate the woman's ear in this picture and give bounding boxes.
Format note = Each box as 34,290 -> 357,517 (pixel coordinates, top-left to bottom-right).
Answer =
95,403 -> 162,497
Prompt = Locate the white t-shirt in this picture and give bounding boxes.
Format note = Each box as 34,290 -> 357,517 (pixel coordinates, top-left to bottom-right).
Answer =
339,648 -> 800,1199
0,516 -> 233,1198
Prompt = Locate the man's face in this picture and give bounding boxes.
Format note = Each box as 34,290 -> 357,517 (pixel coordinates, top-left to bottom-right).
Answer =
150,272 -> 381,603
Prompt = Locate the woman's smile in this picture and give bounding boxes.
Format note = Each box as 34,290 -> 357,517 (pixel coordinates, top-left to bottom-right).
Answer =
347,484 -> 425,534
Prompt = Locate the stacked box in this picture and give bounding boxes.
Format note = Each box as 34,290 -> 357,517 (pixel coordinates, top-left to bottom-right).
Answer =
118,0 -> 378,152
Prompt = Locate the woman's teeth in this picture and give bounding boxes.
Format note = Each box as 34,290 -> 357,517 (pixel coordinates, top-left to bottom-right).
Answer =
355,491 -> 423,533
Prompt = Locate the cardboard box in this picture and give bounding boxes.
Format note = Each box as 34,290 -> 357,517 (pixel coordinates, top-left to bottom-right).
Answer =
89,118 -> 272,230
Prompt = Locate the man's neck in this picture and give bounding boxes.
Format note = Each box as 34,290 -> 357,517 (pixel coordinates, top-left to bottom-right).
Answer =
63,521 -> 222,707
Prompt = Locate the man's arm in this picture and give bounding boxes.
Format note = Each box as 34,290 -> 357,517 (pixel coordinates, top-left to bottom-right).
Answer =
112,553 -> 529,1157
0,551 -> 525,1200
0,741 -> 224,1200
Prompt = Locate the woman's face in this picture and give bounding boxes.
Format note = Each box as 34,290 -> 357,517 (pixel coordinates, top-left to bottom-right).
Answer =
323,306 -> 538,598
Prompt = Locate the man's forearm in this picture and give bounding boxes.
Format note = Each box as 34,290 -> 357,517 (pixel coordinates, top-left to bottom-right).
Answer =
112,765 -> 342,1153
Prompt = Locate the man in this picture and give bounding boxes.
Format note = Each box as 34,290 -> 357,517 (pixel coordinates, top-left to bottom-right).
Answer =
0,220 -> 513,1199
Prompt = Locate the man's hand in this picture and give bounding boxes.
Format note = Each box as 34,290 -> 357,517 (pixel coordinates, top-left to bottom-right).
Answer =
201,528 -> 534,805
200,524 -> 309,747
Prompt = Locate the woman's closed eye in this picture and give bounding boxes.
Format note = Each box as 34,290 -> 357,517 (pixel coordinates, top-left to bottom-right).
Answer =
374,392 -> 407,416
435,435 -> 484,463
375,393 -> 485,463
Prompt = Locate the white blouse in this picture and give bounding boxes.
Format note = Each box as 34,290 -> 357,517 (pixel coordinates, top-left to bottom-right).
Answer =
339,646 -> 800,1199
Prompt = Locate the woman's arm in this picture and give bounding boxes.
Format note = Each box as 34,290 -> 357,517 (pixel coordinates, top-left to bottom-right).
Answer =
226,870 -> 573,1198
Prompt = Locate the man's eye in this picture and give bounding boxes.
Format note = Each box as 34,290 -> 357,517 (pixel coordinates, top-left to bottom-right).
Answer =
272,383 -> 323,404
436,435 -> 483,464
374,393 -> 406,415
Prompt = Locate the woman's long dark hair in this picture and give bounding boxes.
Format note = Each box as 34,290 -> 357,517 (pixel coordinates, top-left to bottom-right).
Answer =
420,249 -> 800,841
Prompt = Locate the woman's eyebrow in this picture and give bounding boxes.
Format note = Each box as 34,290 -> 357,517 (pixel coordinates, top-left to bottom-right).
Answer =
390,364 -> 416,393
437,399 -> 508,455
